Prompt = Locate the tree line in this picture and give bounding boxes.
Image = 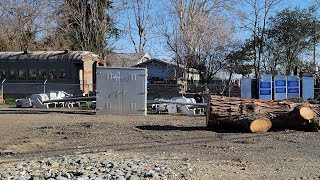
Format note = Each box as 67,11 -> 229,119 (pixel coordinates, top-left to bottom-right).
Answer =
0,0 -> 119,59
0,0 -> 320,82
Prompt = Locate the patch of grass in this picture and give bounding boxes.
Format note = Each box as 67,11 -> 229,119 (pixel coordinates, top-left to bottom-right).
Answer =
4,97 -> 16,106
80,101 -> 89,107
80,101 -> 95,109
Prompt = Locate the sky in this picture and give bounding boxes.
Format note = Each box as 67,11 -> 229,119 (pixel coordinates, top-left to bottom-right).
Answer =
112,0 -> 318,61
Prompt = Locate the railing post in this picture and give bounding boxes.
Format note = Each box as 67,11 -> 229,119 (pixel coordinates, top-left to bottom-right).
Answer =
43,79 -> 47,94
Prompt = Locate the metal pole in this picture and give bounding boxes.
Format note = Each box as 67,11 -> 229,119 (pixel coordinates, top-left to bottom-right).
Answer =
1,79 -> 6,100
88,84 -> 90,97
313,20 -> 316,68
43,79 -> 47,94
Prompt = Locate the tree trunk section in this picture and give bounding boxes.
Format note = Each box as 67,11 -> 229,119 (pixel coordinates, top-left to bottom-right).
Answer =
207,95 -> 318,132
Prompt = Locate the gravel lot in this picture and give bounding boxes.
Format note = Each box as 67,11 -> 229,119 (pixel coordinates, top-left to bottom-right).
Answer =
0,110 -> 320,179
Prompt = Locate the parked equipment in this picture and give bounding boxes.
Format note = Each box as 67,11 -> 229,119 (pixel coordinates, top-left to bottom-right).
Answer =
150,96 -> 206,116
15,98 -> 32,108
14,90 -> 95,109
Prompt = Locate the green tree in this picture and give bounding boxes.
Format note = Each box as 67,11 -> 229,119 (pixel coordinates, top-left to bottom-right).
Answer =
225,41 -> 253,77
216,41 -> 253,96
266,7 -> 320,75
58,0 -> 119,58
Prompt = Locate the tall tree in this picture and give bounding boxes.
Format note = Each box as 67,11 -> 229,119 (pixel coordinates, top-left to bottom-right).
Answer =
58,0 -> 118,58
225,41 -> 253,77
266,8 -> 320,75
0,0 -> 53,51
240,0 -> 283,78
261,35 -> 284,76
122,0 -> 152,53
162,0 -> 235,83
222,41 -> 253,95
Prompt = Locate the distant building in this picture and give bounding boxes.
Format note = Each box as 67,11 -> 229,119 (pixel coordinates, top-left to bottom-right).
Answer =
134,59 -> 200,83
105,52 -> 200,83
106,52 -> 151,67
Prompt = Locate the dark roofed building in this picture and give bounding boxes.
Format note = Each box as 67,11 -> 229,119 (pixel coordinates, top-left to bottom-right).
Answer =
106,52 -> 151,67
0,51 -> 104,95
105,52 -> 199,83
134,59 -> 200,83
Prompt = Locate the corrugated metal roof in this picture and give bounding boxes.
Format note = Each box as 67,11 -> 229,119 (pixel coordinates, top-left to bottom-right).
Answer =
0,51 -> 100,62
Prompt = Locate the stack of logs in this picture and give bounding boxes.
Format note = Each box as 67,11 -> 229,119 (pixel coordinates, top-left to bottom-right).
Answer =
206,95 -> 320,133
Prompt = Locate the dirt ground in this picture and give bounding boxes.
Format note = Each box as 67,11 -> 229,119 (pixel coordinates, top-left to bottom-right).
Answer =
0,109 -> 320,179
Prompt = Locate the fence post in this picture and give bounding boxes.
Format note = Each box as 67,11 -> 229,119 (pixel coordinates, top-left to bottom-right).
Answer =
1,79 -> 6,103
43,79 -> 47,94
88,84 -> 90,97
228,81 -> 231,97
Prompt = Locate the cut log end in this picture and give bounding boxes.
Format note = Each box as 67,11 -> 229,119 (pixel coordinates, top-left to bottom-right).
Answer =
299,107 -> 315,121
250,118 -> 272,133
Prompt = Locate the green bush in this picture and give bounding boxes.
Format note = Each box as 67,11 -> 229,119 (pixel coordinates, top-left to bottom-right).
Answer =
5,97 -> 18,106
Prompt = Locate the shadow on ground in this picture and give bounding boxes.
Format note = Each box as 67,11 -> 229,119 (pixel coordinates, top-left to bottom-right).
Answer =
136,124 -> 250,133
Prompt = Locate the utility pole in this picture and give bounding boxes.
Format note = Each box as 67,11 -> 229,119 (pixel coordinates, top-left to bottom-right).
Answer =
314,20 -> 316,68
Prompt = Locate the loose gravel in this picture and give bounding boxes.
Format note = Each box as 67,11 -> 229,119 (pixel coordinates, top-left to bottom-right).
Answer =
0,152 -> 194,180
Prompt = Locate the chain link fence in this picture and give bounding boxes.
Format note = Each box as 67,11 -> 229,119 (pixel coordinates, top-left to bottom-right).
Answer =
0,81 -> 240,104
0,80 -> 4,103
147,83 -> 240,100
1,82 -> 94,99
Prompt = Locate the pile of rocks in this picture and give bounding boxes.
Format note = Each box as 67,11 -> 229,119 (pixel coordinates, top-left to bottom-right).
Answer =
0,152 -> 192,179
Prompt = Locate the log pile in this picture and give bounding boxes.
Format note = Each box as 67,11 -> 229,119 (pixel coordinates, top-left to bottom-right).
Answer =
206,95 -> 320,133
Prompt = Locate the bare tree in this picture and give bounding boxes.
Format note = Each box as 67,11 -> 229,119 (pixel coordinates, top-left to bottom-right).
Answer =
121,0 -> 152,53
160,0 -> 235,82
240,0 -> 283,78
0,0 -> 53,51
